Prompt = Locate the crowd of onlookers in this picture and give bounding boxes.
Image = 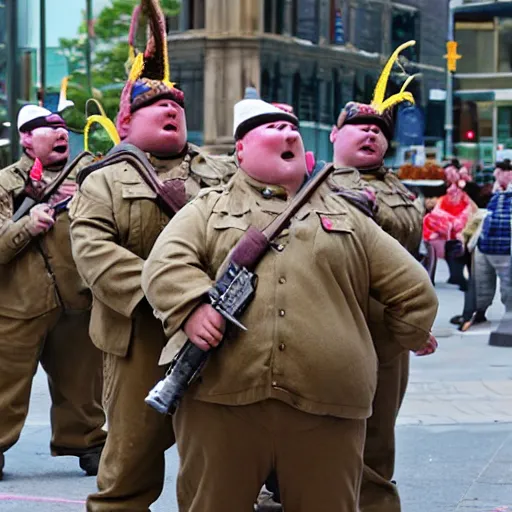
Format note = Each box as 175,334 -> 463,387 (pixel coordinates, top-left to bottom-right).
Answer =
403,158 -> 512,332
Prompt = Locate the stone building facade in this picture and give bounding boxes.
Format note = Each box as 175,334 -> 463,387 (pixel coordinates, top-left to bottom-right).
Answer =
167,0 -> 448,159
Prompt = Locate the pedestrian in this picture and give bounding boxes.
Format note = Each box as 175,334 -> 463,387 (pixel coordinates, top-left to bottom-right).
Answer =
470,160 -> 512,327
423,159 -> 477,291
68,1 -> 235,510
141,96 -> 438,512
0,103 -> 106,479
329,39 -> 434,512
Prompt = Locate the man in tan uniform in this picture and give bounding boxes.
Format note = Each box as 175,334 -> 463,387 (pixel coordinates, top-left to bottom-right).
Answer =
329,41 -> 431,512
141,98 -> 438,512
0,105 -> 106,479
69,3 -> 235,508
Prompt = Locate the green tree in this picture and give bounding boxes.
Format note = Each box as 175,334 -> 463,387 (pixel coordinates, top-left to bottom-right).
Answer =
58,0 -> 181,154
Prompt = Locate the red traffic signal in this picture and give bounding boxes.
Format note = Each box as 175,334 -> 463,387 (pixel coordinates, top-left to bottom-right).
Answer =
465,130 -> 475,141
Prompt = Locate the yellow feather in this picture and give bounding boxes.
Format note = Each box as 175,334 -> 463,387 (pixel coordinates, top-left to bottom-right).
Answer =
128,52 -> 145,83
400,73 -> 419,94
128,45 -> 135,66
84,115 -> 121,152
60,76 -> 69,96
379,92 -> 415,113
372,40 -> 416,109
85,98 -> 107,118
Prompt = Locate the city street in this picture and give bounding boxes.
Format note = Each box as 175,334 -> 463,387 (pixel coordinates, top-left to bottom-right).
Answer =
0,262 -> 511,512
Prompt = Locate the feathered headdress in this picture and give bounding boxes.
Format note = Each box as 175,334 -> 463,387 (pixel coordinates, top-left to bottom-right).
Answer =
117,0 -> 184,138
336,40 -> 418,140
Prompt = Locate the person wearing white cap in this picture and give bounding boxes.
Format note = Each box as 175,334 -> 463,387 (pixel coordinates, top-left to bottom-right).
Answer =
140,97 -> 438,512
0,102 -> 106,479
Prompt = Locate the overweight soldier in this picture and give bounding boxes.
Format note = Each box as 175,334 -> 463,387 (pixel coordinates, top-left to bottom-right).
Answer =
0,105 -> 106,479
141,98 -> 438,512
68,15 -> 235,509
329,43 -> 430,512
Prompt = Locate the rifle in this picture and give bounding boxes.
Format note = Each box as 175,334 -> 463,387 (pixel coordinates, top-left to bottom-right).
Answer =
77,143 -> 187,216
145,162 -> 336,415
12,152 -> 94,222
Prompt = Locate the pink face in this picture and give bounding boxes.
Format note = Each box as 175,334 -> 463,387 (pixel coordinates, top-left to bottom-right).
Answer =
494,168 -> 512,190
330,123 -> 388,170
21,126 -> 69,167
123,98 -> 187,156
236,121 -> 307,194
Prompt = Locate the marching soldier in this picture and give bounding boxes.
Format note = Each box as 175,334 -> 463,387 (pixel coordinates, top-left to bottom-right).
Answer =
141,97 -> 438,512
329,41 -> 435,512
69,1 -> 235,510
0,104 -> 106,479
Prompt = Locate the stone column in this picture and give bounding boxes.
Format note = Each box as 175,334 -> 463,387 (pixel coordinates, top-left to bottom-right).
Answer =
203,0 -> 262,149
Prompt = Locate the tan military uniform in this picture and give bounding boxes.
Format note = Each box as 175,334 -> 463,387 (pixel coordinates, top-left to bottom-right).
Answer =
339,167 -> 424,512
141,169 -> 438,512
69,145 -> 235,512
0,153 -> 106,458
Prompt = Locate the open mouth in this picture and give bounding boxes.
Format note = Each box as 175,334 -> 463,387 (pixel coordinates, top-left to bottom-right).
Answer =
53,145 -> 68,154
163,123 -> 177,132
360,145 -> 375,154
281,151 -> 295,161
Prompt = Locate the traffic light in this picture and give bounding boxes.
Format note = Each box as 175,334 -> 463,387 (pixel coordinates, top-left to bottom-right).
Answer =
445,41 -> 461,72
453,100 -> 479,143
465,130 -> 475,141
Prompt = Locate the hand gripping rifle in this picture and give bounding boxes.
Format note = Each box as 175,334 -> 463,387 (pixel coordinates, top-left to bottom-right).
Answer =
145,162 -> 335,415
12,152 -> 94,222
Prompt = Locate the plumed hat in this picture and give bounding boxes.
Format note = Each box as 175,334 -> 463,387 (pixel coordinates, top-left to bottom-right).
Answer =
233,99 -> 298,140
336,40 -> 418,141
117,0 -> 184,136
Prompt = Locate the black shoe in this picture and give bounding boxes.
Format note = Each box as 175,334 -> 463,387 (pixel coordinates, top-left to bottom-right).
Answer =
0,452 -> 4,480
79,446 -> 103,476
450,315 -> 464,325
474,311 -> 487,324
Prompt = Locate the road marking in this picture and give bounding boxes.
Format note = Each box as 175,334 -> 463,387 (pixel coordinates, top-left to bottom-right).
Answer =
0,494 -> 85,504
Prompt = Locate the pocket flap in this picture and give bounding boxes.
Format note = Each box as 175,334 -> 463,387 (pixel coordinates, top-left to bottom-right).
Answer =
315,212 -> 353,233
121,183 -> 157,200
212,213 -> 250,231
378,192 -> 412,208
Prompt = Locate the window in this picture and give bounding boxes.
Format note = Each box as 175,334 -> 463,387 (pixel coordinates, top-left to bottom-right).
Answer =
264,0 -> 285,34
353,4 -> 383,54
498,18 -> 512,72
455,22 -> 495,73
188,0 -> 205,30
391,6 -> 419,61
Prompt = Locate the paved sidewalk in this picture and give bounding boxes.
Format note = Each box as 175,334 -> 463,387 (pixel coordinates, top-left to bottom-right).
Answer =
1,262 -> 511,511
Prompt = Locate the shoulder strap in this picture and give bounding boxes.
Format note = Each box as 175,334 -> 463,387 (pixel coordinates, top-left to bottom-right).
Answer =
77,143 -> 187,217
262,163 -> 334,241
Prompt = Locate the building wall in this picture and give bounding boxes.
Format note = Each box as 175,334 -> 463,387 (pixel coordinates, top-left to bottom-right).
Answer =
170,0 -> 447,157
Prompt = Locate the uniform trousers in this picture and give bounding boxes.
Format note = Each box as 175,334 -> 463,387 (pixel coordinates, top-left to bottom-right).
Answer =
360,351 -> 410,512
0,309 -> 106,456
474,247 -> 512,312
174,396 -> 365,512
86,306 -> 175,512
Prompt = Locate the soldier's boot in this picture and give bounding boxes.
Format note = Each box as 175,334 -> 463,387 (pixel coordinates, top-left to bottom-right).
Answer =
0,452 -> 4,480
79,445 -> 104,476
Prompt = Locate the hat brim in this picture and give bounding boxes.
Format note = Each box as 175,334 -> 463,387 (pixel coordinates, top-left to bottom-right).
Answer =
235,112 -> 299,140
342,115 -> 393,141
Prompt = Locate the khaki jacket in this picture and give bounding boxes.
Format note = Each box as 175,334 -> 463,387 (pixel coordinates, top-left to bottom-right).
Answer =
358,168 -> 423,254
331,166 -> 425,361
141,169 -> 438,420
69,145 -> 236,357
0,153 -> 93,319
